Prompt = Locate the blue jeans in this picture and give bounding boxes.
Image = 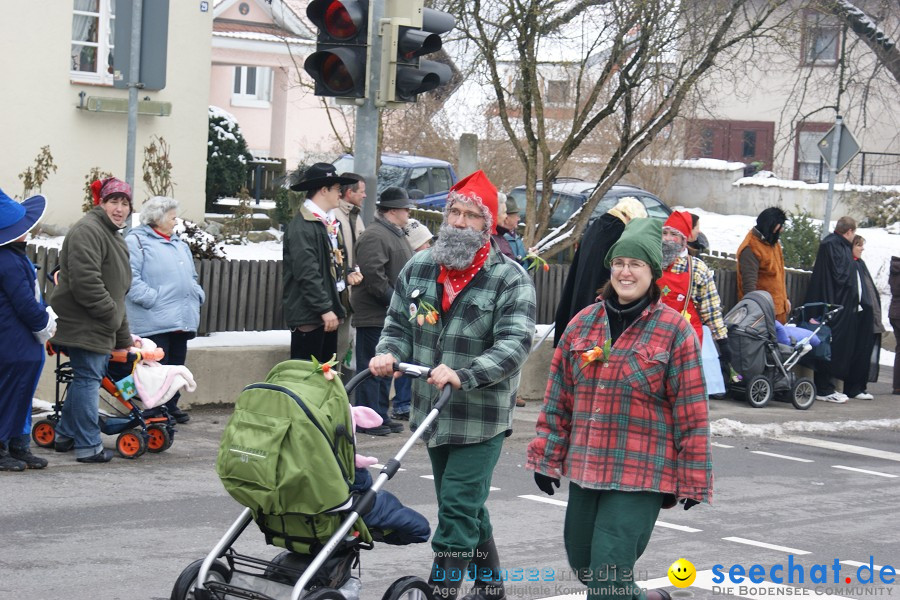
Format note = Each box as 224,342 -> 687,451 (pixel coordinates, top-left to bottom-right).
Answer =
56,347 -> 109,459
355,327 -> 390,420
393,377 -> 411,415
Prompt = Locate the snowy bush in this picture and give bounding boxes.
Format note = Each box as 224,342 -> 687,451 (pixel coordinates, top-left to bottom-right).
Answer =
781,208 -> 820,271
175,217 -> 225,260
206,106 -> 252,209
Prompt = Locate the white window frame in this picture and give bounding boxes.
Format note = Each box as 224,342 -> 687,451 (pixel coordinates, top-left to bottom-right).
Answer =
802,11 -> 840,66
232,66 -> 273,108
71,0 -> 116,86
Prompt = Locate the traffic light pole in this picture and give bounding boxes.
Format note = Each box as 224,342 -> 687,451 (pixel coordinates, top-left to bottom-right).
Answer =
355,0 -> 385,227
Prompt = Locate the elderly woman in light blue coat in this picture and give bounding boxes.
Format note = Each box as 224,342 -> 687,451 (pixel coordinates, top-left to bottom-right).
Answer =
125,196 -> 204,423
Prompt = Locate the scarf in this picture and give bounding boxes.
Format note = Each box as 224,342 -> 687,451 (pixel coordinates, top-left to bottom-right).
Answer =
437,241 -> 490,312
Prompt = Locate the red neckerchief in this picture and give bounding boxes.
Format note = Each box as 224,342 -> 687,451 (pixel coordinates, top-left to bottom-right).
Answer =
437,241 -> 491,312
153,228 -> 171,241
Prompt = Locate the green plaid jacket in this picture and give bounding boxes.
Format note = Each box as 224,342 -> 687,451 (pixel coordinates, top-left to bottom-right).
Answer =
376,246 -> 536,446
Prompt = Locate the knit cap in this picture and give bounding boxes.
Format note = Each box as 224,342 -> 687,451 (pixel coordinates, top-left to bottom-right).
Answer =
404,218 -> 434,251
604,217 -> 663,279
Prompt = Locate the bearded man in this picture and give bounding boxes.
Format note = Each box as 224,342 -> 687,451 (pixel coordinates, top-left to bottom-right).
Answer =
370,170 -> 536,600
737,207 -> 790,323
658,211 -> 728,353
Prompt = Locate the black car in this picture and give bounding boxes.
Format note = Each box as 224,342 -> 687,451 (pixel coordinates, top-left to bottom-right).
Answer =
508,179 -> 671,229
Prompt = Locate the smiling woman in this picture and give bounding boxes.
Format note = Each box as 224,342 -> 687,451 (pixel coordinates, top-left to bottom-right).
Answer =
528,217 -> 712,600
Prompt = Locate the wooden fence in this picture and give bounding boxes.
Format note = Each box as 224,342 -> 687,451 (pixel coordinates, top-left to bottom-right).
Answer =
30,243 -> 812,334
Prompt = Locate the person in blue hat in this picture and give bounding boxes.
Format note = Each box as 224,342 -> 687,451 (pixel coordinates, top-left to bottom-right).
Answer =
0,188 -> 55,471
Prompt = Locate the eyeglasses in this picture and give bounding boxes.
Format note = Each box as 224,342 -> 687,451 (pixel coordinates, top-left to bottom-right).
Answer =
611,259 -> 649,272
447,207 -> 485,222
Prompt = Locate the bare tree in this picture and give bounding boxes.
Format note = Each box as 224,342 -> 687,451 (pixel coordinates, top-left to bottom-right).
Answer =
441,0 -> 792,256
823,0 -> 900,86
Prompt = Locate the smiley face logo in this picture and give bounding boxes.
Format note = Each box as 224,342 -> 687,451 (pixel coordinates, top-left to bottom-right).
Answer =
667,558 -> 696,588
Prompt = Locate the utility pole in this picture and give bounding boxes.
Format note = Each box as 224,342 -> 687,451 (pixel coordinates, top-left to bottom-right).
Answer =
821,114 -> 842,240
355,0 -> 384,226
125,0 -> 143,194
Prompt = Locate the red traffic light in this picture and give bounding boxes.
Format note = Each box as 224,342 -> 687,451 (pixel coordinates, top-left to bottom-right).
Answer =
305,48 -> 366,97
308,0 -> 367,43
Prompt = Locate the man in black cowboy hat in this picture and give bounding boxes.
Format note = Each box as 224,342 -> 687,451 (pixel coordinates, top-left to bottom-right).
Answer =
284,163 -> 363,362
351,187 -> 415,435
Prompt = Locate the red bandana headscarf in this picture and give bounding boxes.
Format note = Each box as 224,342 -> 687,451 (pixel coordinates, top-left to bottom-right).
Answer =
437,240 -> 491,312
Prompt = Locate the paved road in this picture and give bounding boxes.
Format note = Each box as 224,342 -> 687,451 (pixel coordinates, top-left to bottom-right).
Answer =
1,378 -> 897,600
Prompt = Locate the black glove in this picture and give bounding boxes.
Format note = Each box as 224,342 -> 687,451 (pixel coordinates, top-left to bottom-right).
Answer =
717,339 -> 732,365
534,472 -> 560,496
680,498 -> 700,511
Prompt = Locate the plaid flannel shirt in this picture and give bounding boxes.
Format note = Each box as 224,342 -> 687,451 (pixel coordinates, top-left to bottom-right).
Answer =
527,301 -> 713,503
376,247 -> 536,446
669,254 -> 728,340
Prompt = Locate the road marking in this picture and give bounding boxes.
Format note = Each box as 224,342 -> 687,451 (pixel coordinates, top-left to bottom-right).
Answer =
750,450 -> 814,463
422,474 -> 499,490
722,537 -> 810,554
518,495 -> 701,531
539,570 -> 854,600
777,435 -> 900,462
841,559 -> 886,570
712,442 -> 734,448
832,465 -> 898,478
519,494 -> 568,507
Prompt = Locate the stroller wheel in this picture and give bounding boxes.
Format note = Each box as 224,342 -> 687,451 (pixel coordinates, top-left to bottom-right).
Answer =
147,424 -> 173,453
745,375 -> 773,408
32,419 -> 57,448
304,588 -> 346,600
116,430 -> 147,458
170,558 -> 231,600
381,576 -> 432,600
791,377 -> 816,410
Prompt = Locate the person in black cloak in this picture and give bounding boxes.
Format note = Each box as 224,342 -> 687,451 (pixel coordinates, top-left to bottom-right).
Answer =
803,216 -> 860,403
843,234 -> 883,400
553,197 -> 647,347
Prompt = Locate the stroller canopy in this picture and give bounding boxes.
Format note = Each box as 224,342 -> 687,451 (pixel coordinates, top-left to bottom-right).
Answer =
724,290 -> 777,343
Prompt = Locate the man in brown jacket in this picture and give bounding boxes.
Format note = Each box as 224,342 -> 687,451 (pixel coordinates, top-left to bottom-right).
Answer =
737,207 -> 790,323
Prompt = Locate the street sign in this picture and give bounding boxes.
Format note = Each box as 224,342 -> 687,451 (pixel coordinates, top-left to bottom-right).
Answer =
817,123 -> 860,172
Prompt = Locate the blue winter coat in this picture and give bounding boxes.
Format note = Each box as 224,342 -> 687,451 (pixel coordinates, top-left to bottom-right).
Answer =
0,243 -> 47,441
124,225 -> 205,337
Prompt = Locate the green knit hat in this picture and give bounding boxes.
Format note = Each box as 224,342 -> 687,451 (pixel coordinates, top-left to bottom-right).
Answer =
604,217 -> 663,279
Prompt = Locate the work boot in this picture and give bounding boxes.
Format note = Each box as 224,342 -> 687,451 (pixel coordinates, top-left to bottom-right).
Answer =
9,436 -> 48,469
0,442 -> 26,472
461,538 -> 506,600
428,554 -> 470,600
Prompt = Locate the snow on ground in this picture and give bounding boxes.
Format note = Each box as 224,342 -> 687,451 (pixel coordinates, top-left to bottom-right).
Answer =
711,417 -> 900,437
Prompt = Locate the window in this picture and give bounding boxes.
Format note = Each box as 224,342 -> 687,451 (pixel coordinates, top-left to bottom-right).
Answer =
546,80 -> 570,104
802,11 -> 839,65
795,123 -> 831,183
700,128 -> 714,157
431,168 -> 452,194
742,130 -> 757,159
71,0 -> 116,85
408,167 -> 429,193
232,66 -> 273,107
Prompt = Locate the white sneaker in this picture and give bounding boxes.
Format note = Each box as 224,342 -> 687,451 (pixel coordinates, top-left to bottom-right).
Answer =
851,392 -> 874,400
816,392 -> 848,403
834,391 -> 849,400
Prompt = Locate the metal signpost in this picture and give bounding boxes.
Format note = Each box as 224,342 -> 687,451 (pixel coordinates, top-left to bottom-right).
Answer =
817,115 -> 860,239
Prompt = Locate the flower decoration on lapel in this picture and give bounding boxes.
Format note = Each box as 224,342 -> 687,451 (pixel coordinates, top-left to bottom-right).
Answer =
581,338 -> 612,365
525,252 -> 550,272
307,354 -> 339,381
409,300 -> 439,326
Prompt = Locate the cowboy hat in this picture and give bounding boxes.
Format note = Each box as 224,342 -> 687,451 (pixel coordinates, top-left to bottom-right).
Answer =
291,162 -> 358,192
0,188 -> 46,246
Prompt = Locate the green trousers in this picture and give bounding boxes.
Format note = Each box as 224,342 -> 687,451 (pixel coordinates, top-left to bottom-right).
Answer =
427,433 -> 505,557
564,484 -> 664,600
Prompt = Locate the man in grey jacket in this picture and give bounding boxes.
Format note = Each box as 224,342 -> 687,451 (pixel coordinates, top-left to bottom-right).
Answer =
351,187 -> 414,435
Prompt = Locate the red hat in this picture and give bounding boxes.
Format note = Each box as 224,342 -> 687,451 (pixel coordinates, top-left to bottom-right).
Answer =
663,210 -> 692,240
90,177 -> 132,206
447,170 -> 498,233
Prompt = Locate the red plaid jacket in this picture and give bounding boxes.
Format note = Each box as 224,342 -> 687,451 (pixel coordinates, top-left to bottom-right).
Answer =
527,300 -> 713,503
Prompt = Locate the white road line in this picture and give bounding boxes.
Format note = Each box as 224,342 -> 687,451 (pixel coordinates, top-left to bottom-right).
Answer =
539,570 -> 854,600
519,494 -> 568,507
841,559 -> 886,570
832,465 -> 898,478
777,435 -> 900,462
518,495 -> 701,532
712,442 -> 734,448
722,536 -> 811,555
420,474 -> 498,490
751,450 -> 814,463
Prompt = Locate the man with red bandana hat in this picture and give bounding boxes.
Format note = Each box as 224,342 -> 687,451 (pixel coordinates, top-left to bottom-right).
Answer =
370,170 -> 536,600
657,211 -> 729,356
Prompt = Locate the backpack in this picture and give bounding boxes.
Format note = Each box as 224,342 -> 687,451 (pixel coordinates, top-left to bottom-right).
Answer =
216,360 -> 372,555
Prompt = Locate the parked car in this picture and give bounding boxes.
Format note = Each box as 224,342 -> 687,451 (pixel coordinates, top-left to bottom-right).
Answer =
332,153 -> 458,209
507,179 -> 671,229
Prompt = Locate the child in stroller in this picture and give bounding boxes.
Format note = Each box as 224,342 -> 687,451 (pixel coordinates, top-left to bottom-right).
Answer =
724,290 -> 842,409
32,339 -> 189,458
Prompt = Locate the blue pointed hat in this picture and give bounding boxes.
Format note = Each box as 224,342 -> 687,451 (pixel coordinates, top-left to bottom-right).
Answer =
0,188 -> 47,246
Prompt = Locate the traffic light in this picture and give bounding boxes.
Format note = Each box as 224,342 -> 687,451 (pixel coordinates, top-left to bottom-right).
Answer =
380,0 -> 455,104
305,0 -> 370,98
